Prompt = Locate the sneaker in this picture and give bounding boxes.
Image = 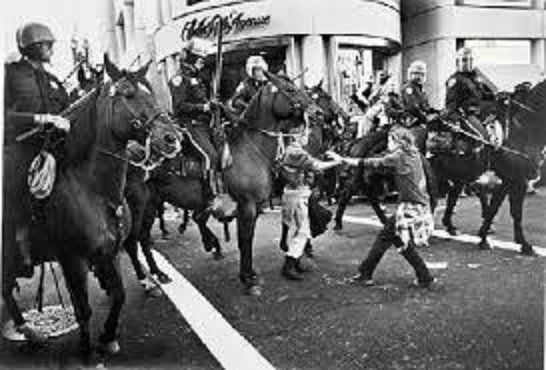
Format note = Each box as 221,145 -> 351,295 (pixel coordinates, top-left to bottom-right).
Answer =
350,273 -> 374,286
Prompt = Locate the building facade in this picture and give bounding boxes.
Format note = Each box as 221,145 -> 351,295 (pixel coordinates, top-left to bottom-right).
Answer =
97,0 -> 546,111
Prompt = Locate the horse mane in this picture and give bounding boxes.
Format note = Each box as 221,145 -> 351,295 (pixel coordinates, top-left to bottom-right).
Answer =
62,85 -> 101,165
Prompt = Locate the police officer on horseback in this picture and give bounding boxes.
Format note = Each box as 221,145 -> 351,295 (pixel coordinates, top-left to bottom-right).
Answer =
402,60 -> 435,127
230,55 -> 268,115
445,47 -> 496,144
4,22 -> 70,278
169,38 -> 221,200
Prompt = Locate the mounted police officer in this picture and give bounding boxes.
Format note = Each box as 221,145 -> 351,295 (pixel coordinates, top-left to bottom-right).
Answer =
169,38 -> 221,200
4,22 -> 70,277
402,61 -> 435,126
445,47 -> 496,145
230,55 -> 269,115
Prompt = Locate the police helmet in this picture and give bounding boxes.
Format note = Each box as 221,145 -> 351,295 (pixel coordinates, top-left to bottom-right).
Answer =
246,55 -> 268,77
17,23 -> 55,51
456,47 -> 474,72
407,60 -> 427,81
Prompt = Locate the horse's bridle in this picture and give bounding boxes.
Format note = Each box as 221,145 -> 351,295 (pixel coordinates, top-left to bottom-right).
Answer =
97,82 -> 168,167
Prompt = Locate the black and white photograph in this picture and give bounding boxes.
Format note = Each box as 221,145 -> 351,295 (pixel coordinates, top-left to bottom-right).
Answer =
1,0 -> 545,369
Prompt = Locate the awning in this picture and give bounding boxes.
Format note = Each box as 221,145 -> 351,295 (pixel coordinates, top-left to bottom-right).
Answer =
476,64 -> 545,93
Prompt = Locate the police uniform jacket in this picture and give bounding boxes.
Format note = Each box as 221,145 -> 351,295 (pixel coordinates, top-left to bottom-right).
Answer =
4,58 -> 69,146
231,77 -> 266,114
169,63 -> 211,126
445,71 -> 495,118
402,80 -> 431,124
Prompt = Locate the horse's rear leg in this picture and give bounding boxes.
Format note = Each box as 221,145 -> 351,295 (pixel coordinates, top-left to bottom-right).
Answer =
478,182 -> 510,250
178,210 -> 190,235
334,186 -> 353,230
93,254 -> 125,355
58,256 -> 92,356
509,181 -> 534,255
237,201 -> 261,296
194,211 -> 223,260
442,182 -> 464,235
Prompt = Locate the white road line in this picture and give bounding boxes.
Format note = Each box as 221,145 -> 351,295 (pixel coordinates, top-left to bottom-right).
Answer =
342,215 -> 546,257
138,249 -> 275,370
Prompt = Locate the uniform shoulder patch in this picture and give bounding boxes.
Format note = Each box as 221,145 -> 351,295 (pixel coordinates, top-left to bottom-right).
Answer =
171,75 -> 182,86
447,78 -> 457,88
405,87 -> 413,95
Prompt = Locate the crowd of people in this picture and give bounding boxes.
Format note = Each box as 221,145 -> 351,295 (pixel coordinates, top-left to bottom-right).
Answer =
4,22 -> 544,341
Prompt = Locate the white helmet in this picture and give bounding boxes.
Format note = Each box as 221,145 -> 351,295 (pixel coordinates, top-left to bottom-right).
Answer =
407,60 -> 427,82
246,55 -> 268,77
456,47 -> 473,72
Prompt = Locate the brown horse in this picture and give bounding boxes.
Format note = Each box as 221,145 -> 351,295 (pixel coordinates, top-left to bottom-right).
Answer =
223,71 -> 324,295
1,55 -> 180,356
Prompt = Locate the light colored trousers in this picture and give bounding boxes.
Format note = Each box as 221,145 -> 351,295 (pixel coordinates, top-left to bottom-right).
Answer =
281,187 -> 312,259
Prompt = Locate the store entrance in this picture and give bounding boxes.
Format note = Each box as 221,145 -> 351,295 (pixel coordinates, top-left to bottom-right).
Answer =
204,45 -> 287,102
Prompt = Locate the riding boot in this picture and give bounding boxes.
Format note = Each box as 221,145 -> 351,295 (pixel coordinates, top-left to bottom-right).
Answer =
15,224 -> 34,278
281,256 -> 303,281
400,246 -> 433,286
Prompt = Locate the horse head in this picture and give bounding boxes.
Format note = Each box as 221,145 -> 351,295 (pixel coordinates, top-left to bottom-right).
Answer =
101,54 -> 181,160
495,79 -> 546,176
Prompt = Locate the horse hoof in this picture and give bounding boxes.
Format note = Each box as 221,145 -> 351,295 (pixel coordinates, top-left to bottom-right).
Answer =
147,286 -> 163,298
520,245 -> 536,256
140,277 -> 163,297
478,240 -> 492,250
212,251 -> 224,260
98,340 -> 121,355
154,272 -> 172,284
446,226 -> 459,236
244,285 -> 262,297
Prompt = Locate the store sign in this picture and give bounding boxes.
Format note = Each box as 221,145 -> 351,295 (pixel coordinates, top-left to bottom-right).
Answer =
180,11 -> 271,41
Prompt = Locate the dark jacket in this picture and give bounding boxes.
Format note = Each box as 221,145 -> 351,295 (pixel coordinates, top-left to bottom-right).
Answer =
445,70 -> 496,118
402,80 -> 431,124
169,63 -> 211,125
230,77 -> 266,115
4,58 -> 69,145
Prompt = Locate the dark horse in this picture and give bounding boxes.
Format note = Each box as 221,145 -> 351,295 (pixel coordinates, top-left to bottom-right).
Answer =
429,80 -> 546,255
224,71 -> 324,295
306,80 -> 350,204
476,81 -> 546,253
123,140 -> 224,294
2,55 -> 180,356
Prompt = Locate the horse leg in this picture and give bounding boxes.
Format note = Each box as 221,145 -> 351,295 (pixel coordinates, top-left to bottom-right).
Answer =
93,254 -> 125,355
237,201 -> 261,296
509,181 -> 534,255
474,185 -> 495,234
178,209 -> 190,235
57,256 -> 92,356
157,202 -> 169,239
139,197 -> 171,285
194,211 -> 223,260
442,182 -> 464,235
478,181 -> 510,249
368,193 -> 389,225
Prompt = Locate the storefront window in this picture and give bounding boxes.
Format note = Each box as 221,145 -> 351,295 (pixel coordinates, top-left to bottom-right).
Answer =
463,39 -> 531,65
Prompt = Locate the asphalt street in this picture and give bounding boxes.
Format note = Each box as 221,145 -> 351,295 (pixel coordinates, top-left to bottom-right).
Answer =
0,191 -> 544,370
